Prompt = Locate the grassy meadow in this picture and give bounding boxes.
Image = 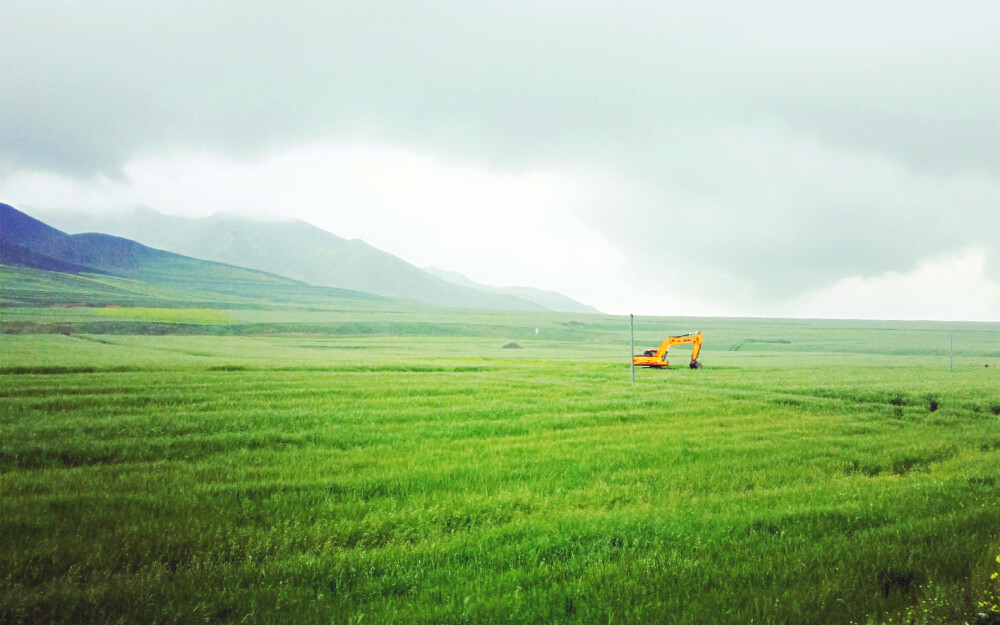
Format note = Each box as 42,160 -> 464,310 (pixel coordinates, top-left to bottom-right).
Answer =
2,291 -> 1000,623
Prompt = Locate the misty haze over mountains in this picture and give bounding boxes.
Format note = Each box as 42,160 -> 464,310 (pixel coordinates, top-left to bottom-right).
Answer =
21,206 -> 599,313
0,203 -> 303,294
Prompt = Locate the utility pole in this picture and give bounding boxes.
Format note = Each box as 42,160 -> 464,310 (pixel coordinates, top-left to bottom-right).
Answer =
630,314 -> 635,383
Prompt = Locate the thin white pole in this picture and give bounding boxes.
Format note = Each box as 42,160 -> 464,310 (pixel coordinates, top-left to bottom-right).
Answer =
630,314 -> 635,383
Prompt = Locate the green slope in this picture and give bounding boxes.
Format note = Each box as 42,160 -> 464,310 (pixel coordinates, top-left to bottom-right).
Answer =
2,203 -> 294,289
28,207 -> 569,312
0,203 -> 397,307
0,241 -> 109,275
0,263 -> 388,311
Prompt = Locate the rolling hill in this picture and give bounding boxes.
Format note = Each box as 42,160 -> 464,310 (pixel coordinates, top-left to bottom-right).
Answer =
28,206 -> 598,313
1,203 -> 290,287
0,203 -> 384,305
423,267 -> 600,314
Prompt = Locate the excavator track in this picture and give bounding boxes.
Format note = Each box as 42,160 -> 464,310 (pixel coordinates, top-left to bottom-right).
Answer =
633,331 -> 704,369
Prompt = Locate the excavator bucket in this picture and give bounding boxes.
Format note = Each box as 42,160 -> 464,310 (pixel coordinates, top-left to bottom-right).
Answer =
633,331 -> 704,369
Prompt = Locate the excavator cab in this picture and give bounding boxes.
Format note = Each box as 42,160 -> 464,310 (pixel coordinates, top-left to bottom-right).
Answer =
633,331 -> 703,369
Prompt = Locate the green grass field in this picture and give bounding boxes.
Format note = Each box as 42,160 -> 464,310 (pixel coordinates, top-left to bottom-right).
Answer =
3,287 -> 1000,624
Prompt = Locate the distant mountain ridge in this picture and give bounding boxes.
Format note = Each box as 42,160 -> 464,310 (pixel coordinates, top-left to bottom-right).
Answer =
423,267 -> 600,314
0,203 -> 302,294
28,206 -> 599,313
1,240 -> 108,275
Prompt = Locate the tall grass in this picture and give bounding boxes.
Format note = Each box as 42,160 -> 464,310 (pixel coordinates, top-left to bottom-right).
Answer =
2,326 -> 999,624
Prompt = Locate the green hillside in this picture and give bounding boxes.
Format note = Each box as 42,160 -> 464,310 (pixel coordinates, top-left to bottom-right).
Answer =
1,204 -> 297,289
28,206 -> 594,312
0,204 -> 397,307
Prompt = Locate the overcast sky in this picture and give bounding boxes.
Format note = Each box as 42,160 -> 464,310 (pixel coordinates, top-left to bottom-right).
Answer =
3,1 -> 999,320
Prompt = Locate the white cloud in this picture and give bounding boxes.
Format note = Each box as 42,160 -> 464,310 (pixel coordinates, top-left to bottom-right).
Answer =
3,2 -> 999,320
584,123 -> 1000,308
1,170 -> 140,213
6,136 -> 1000,321
4,141 -> 616,298
791,248 -> 1000,321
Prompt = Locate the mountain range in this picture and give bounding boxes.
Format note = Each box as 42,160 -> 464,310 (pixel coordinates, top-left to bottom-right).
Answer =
0,203 -> 301,293
24,206 -> 598,313
424,267 -> 600,314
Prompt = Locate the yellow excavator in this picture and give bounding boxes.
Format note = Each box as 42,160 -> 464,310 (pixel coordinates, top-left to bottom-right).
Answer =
633,331 -> 703,369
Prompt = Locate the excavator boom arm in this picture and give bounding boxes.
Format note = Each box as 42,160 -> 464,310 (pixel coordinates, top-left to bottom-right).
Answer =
633,331 -> 703,368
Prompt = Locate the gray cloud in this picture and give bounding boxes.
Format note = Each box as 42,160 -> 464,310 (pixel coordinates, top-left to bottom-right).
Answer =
2,0 -> 998,308
586,127 -> 1000,305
